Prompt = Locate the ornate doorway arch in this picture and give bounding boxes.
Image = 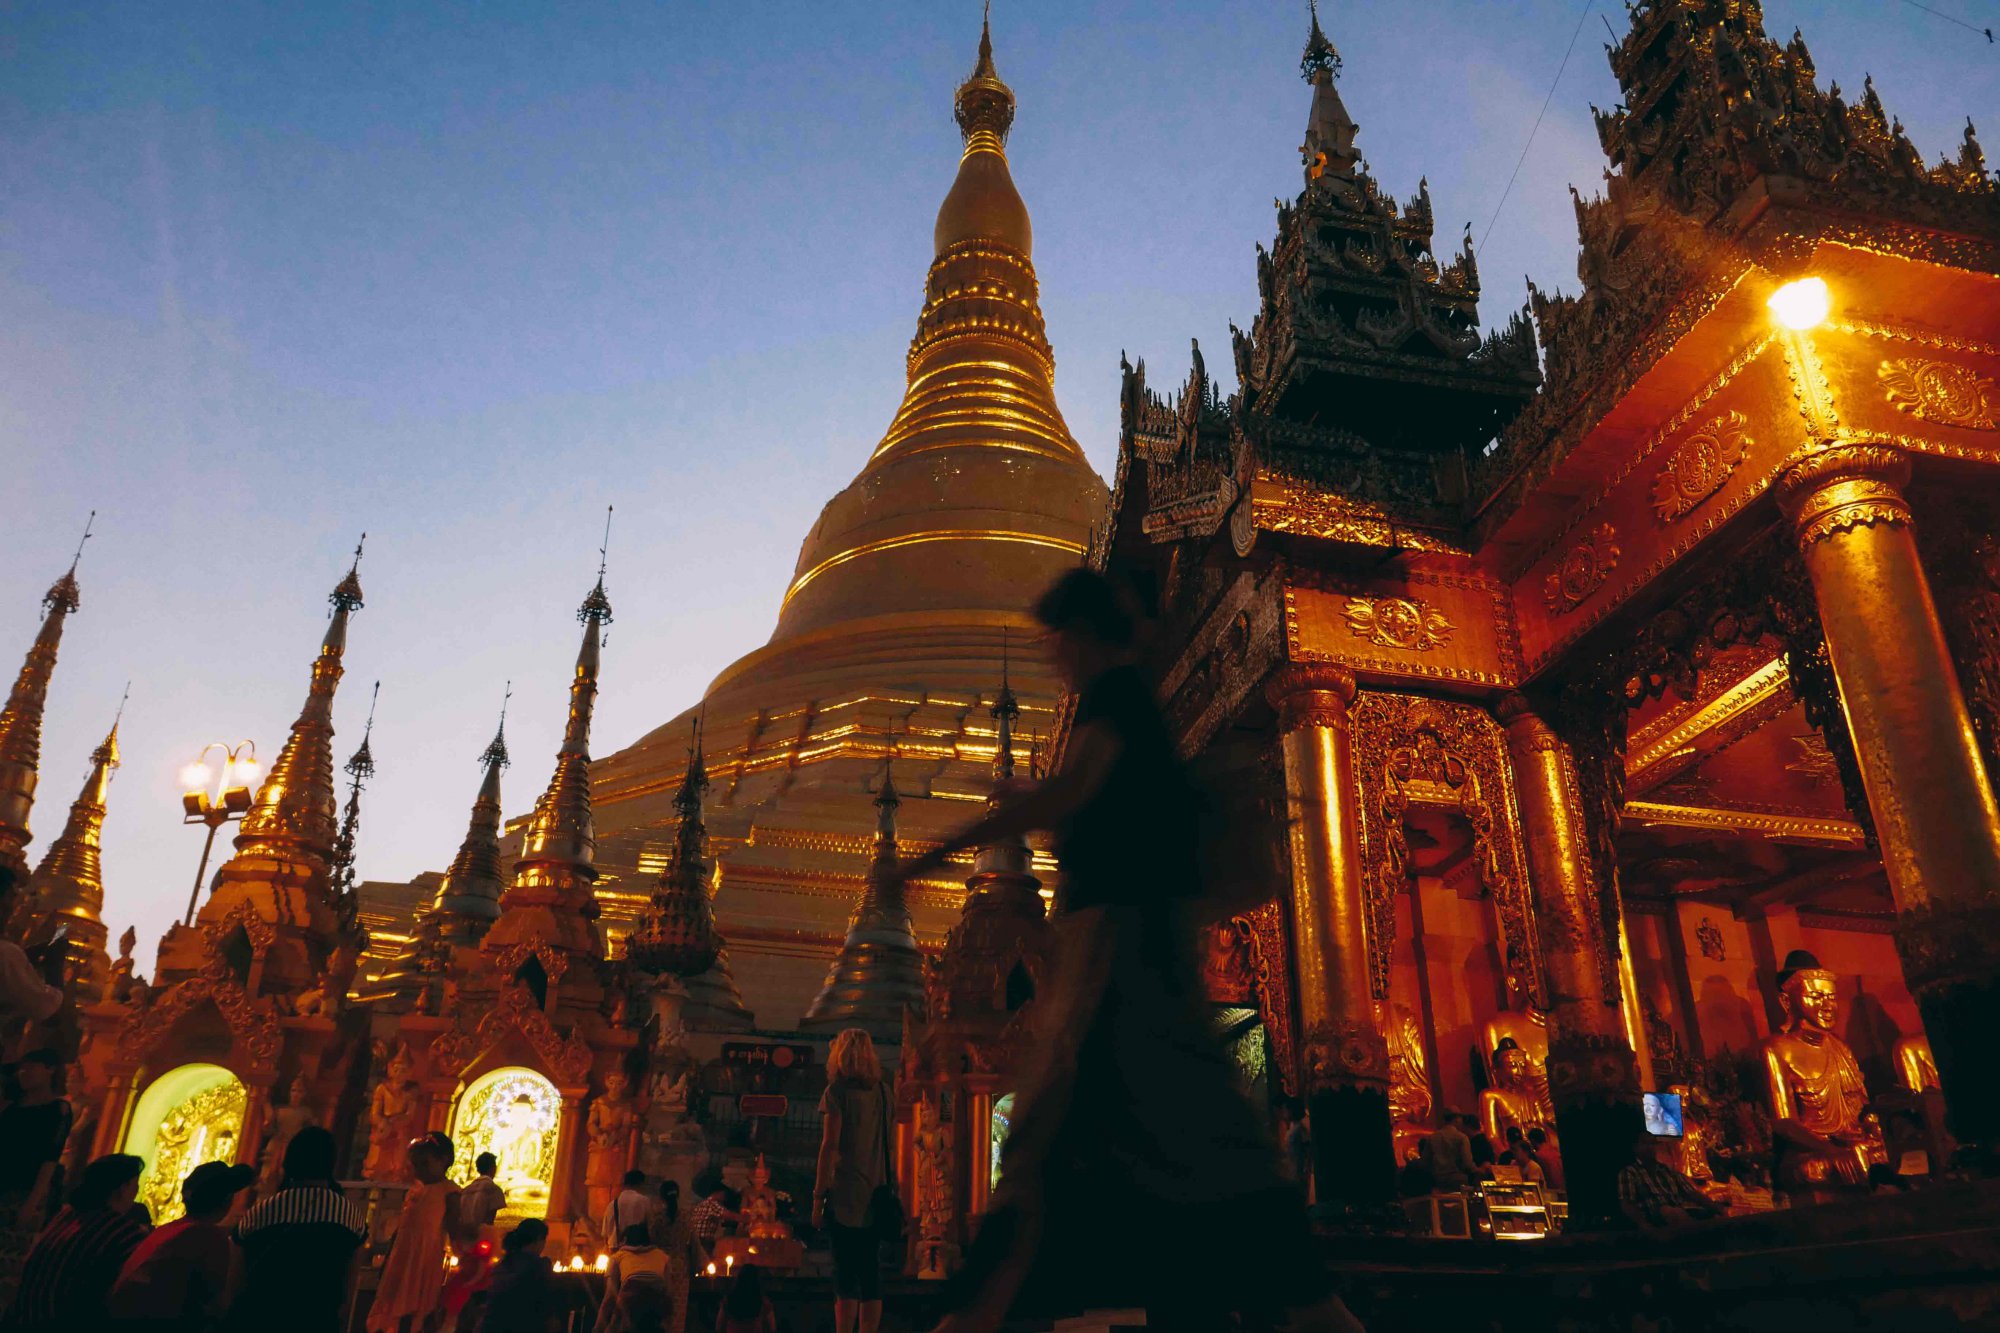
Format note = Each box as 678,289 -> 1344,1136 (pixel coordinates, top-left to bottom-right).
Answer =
448,1067 -> 562,1222
123,1063 -> 247,1224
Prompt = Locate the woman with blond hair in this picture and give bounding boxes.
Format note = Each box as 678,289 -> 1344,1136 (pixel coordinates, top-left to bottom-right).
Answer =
812,1027 -> 890,1333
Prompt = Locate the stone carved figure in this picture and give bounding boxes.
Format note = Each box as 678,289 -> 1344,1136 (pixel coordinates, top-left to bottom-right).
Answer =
362,1042 -> 420,1180
1480,1037 -> 1555,1145
1382,1001 -> 1432,1158
258,1075 -> 316,1194
1761,950 -> 1885,1194
585,1068 -> 636,1223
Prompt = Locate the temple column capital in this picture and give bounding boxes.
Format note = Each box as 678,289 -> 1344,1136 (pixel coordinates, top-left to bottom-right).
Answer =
1265,662 -> 1357,731
1774,443 -> 1915,550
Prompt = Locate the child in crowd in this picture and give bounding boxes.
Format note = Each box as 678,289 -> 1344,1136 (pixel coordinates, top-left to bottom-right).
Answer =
367,1133 -> 464,1333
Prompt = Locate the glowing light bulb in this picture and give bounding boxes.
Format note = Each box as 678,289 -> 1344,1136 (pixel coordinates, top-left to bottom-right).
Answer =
181,762 -> 212,791
1768,277 -> 1831,331
233,757 -> 260,784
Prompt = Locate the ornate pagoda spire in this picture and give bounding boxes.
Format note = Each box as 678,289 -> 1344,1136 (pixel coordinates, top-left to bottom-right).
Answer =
0,515 -> 91,893
22,691 -> 123,993
431,685 -> 511,943
625,720 -> 721,978
1300,0 -> 1359,183
229,537 -> 365,874
800,758 -> 927,1039
329,680 -> 379,938
479,513 -> 617,1001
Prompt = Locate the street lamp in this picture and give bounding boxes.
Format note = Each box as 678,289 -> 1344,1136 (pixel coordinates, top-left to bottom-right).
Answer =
181,741 -> 258,925
1767,276 -> 1832,332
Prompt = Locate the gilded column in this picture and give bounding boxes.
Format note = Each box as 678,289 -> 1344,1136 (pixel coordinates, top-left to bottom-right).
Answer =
1499,698 -> 1641,1228
1774,443 -> 2000,1142
1265,664 -> 1393,1209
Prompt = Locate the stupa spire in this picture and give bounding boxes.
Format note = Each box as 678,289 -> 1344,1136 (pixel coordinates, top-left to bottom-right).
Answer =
22,691 -> 123,990
329,679 -> 380,935
0,513 -> 92,889
801,755 -> 927,1038
1301,1 -> 1360,183
430,684 -> 512,941
625,719 -> 722,979
233,536 -> 365,870
515,512 -> 613,877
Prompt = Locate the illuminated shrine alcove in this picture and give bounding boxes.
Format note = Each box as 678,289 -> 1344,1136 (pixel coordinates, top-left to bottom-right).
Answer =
448,1067 -> 561,1222
123,1063 -> 247,1224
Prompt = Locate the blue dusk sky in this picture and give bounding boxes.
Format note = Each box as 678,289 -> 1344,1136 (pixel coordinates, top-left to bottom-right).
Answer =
4,1 -> 1994,959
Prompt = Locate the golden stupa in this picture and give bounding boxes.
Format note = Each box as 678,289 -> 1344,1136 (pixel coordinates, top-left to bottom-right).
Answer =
580,19 -> 1106,1029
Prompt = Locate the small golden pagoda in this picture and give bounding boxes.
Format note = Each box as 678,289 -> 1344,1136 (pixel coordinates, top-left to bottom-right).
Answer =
1058,0 -> 2000,1232
20,706 -> 123,999
89,548 -> 373,1220
799,764 -> 927,1040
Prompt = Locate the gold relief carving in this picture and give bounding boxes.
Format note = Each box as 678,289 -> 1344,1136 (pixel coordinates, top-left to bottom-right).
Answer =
1285,570 -> 1521,688
1350,694 -> 1545,1011
1878,358 -> 1999,430
1301,1018 -> 1391,1091
1201,903 -> 1296,1097
1652,410 -> 1750,523
1785,733 -> 1840,786
1342,596 -> 1454,653
1543,524 -> 1620,615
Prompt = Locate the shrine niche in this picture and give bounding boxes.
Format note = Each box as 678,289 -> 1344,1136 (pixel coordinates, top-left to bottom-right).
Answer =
449,1065 -> 562,1222
124,1063 -> 248,1224
1349,692 -> 1545,1013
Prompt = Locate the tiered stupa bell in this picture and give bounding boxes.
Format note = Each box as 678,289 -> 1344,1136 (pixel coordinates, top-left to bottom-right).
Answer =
800,763 -> 927,1040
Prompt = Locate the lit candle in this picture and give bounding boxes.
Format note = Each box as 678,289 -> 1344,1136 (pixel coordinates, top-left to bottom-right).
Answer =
569,1254 -> 584,1271
595,1253 -> 609,1273
725,1255 -> 734,1274
705,1263 -> 717,1277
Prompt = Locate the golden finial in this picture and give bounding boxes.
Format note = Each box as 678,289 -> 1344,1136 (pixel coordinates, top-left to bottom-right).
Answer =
955,3 -> 1015,150
1302,0 -> 1341,81
480,681 -> 512,769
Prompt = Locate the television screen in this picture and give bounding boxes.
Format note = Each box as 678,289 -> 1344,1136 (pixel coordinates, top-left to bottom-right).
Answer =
1642,1091 -> 1684,1138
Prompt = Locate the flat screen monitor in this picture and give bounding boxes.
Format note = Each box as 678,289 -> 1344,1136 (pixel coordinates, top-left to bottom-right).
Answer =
1642,1090 -> 1684,1138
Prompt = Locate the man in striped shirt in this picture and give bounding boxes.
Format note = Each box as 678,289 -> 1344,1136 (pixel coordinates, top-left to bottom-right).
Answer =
230,1126 -> 369,1333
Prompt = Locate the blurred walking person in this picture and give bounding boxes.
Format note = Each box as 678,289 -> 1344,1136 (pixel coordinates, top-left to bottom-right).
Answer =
813,1027 -> 891,1333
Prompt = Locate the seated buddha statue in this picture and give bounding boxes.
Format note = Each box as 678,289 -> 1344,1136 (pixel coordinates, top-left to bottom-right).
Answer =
741,1154 -> 791,1240
1480,1037 -> 1554,1146
1761,950 -> 1885,1194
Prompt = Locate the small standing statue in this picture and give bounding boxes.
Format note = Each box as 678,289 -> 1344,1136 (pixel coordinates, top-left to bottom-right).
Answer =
740,1153 -> 789,1239
363,1043 -> 421,1180
106,926 -> 138,1005
258,1074 -> 316,1194
1761,950 -> 1885,1196
1479,1037 -> 1554,1145
585,1068 -> 636,1224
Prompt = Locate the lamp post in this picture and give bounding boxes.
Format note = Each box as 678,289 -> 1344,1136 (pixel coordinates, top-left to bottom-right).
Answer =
180,741 -> 258,926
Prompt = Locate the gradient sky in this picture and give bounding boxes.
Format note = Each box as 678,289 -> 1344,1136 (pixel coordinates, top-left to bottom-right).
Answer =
5,1 -> 1994,962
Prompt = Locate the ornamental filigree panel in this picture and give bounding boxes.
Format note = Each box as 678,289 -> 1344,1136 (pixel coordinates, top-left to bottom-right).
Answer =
1343,596 -> 1454,653
1879,358 -> 1998,430
1349,693 -> 1546,1013
1652,411 -> 1750,523
1543,524 -> 1620,615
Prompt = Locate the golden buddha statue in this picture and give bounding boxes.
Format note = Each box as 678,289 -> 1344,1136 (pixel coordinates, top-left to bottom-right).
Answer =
1480,1037 -> 1554,1146
1761,950 -> 1885,1193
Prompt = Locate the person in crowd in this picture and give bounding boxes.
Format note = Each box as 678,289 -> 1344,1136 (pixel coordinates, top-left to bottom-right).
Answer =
602,1170 -> 652,1249
714,1263 -> 776,1333
478,1219 -> 560,1333
881,570 -> 1361,1332
647,1181 -> 705,1333
108,1159 -> 253,1329
688,1182 -> 738,1251
5,1152 -> 151,1330
596,1224 -> 672,1333
1526,1127 -> 1564,1193
228,1126 -> 367,1333
1282,1102 -> 1313,1196
1423,1113 -> 1476,1193
1501,1127 -> 1545,1186
367,1133 -> 464,1333
813,1027 -> 891,1333
0,1049 -> 74,1310
1396,1143 -> 1433,1200
462,1153 -> 506,1231
1466,1116 -> 1497,1176
1617,1131 -> 1721,1233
